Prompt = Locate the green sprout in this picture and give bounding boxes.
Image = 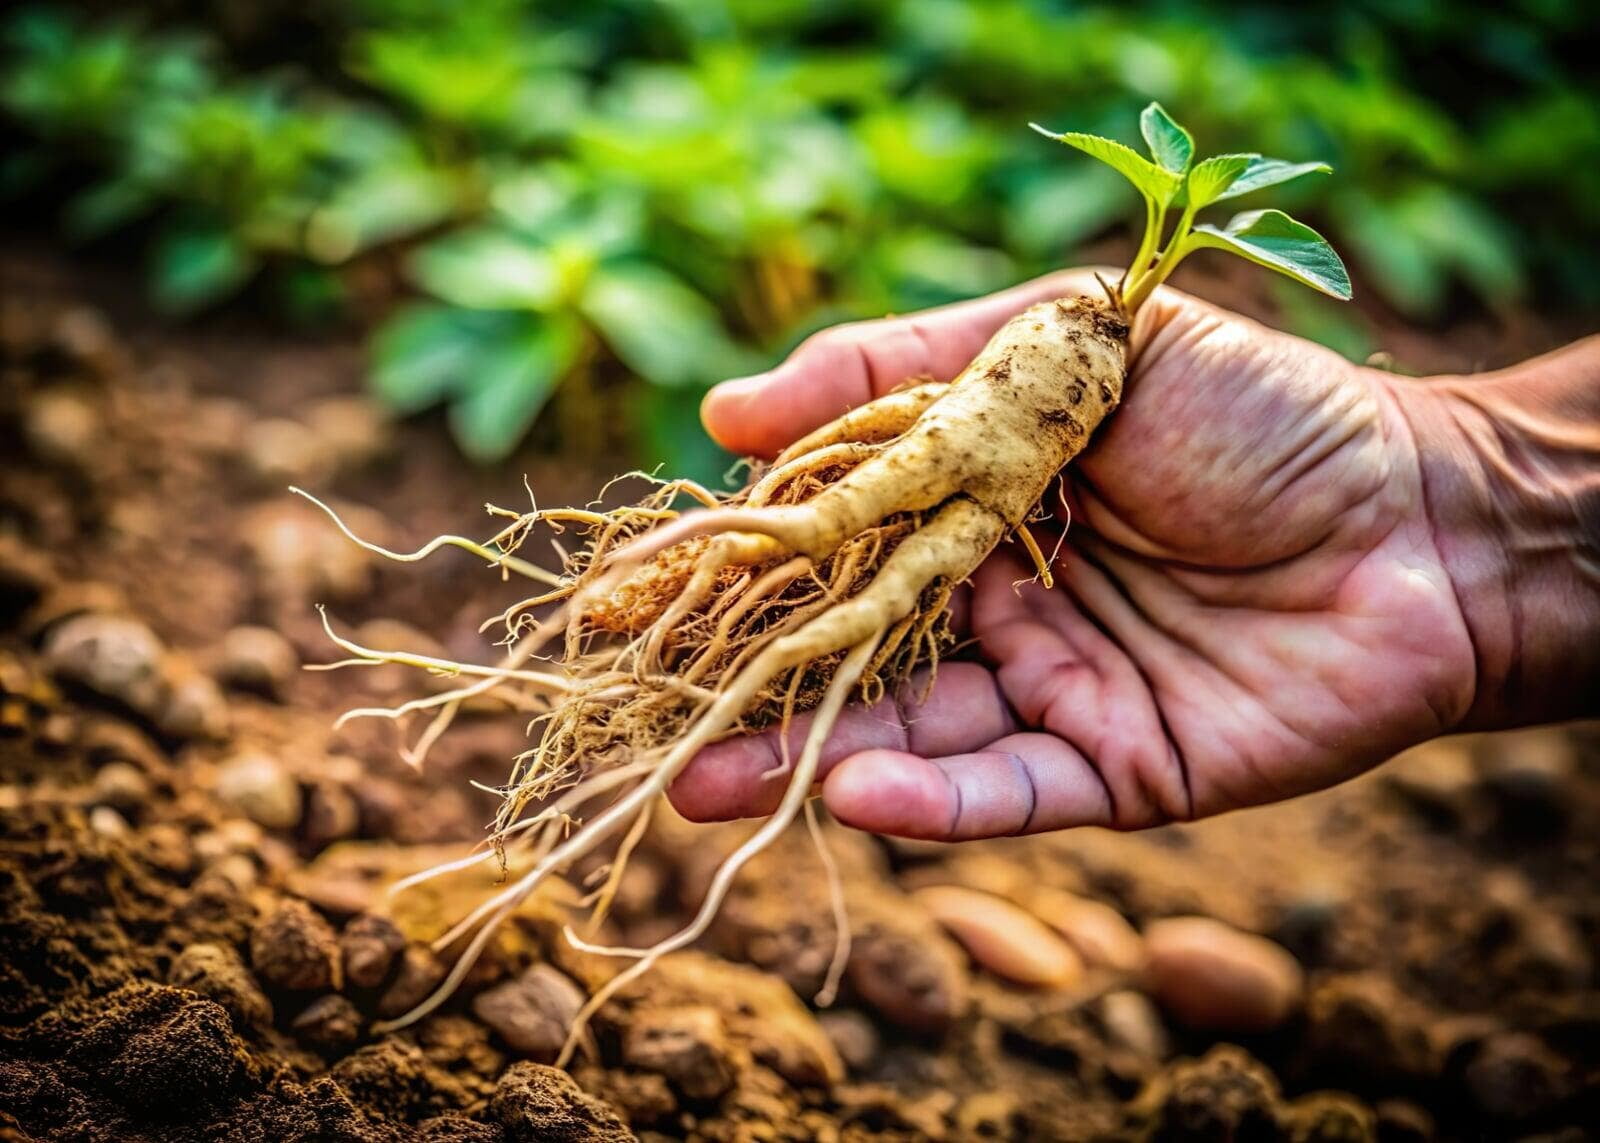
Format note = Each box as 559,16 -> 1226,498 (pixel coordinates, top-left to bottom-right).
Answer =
1032,102 -> 1350,313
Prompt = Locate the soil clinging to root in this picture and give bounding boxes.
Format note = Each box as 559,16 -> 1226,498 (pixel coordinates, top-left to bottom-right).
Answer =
1,249 -> 1597,1141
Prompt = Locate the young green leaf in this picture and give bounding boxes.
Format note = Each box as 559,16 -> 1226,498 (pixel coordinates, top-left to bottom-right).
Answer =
580,261 -> 748,387
1139,102 -> 1193,174
1214,157 -> 1332,201
1191,209 -> 1352,299
1184,153 -> 1255,209
150,223 -> 255,313
1029,123 -> 1181,206
370,304 -> 501,412
409,229 -> 557,311
447,318 -> 580,463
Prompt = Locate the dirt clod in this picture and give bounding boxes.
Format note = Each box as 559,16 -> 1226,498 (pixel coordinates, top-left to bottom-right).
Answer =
251,898 -> 342,992
847,911 -> 970,1034
471,963 -> 587,1060
292,993 -> 364,1048
341,913 -> 408,990
1135,1044 -> 1285,1141
489,1061 -> 638,1142
818,1009 -> 880,1073
1459,1031 -> 1573,1123
377,944 -> 449,1020
621,1006 -> 736,1101
169,942 -> 274,1029
1283,1091 -> 1377,1142
53,982 -> 261,1116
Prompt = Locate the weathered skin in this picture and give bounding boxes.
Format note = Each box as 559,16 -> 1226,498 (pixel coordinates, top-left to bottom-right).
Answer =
606,295 -> 1128,567
368,293 -> 1133,1049
746,298 -> 1126,560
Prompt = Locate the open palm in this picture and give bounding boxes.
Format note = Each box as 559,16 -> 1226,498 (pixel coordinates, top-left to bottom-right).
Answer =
669,270 -> 1477,839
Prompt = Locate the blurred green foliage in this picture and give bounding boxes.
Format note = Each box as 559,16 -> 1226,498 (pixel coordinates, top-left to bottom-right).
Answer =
4,0 -> 1597,475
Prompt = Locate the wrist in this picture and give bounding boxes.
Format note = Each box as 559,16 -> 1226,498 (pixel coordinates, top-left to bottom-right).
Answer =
1387,341 -> 1600,730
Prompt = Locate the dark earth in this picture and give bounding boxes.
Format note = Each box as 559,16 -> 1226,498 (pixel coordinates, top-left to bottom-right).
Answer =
1,244 -> 1596,1141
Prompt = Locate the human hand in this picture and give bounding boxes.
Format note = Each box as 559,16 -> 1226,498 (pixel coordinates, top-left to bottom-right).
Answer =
667,269 -> 1483,839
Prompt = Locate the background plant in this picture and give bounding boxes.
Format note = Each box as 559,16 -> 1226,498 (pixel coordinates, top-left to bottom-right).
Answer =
5,0 -> 1596,476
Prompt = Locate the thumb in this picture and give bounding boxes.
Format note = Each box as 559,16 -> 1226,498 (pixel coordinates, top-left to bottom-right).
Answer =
702,269 -> 1113,457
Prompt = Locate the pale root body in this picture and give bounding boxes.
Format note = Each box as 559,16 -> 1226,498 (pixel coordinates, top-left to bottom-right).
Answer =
303,104 -> 1351,1069
306,294 -> 1129,1059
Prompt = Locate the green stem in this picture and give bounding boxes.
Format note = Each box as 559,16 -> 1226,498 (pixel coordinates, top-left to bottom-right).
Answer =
1123,203 -> 1199,314
1126,196 -> 1165,291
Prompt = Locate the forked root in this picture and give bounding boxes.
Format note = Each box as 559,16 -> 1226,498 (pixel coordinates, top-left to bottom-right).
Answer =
363,495 -> 1000,1041
550,636 -> 877,1067
304,294 -> 1126,1057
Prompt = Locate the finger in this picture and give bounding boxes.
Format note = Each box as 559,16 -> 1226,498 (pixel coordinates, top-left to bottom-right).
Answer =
702,268 -> 1111,457
820,731 -> 1115,841
973,546 -> 1194,826
667,662 -> 1016,822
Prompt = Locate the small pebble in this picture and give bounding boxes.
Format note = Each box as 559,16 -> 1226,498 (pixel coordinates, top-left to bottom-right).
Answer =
193,818 -> 264,862
215,625 -> 299,698
35,711 -> 76,750
377,945 -> 448,1020
158,667 -> 230,740
24,389 -> 100,469
88,804 -> 130,838
847,918 -> 969,1033
50,305 -> 117,369
1144,916 -> 1304,1032
92,761 -> 151,811
1097,989 -> 1170,1060
341,913 -> 407,990
206,853 -> 259,893
242,501 -> 373,604
913,885 -> 1084,988
819,1009 -> 880,1073
954,1091 -> 1020,1141
1461,1031 -> 1572,1122
304,781 -> 361,849
1374,1098 -> 1435,1143
622,1007 -> 736,1101
243,417 -> 329,487
214,751 -> 302,831
293,993 -> 364,1048
306,396 -> 393,470
43,613 -> 166,716
471,964 -> 586,1061
1032,887 -> 1145,973
251,898 -> 343,992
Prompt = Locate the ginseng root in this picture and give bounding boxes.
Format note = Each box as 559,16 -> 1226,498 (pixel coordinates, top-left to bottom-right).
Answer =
304,106 -> 1351,1064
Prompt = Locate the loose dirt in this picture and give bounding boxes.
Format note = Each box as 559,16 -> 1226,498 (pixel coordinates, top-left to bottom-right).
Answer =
1,247 -> 1594,1141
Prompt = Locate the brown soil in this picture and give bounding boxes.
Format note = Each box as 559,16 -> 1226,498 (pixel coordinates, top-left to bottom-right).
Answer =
1,245 -> 1596,1142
